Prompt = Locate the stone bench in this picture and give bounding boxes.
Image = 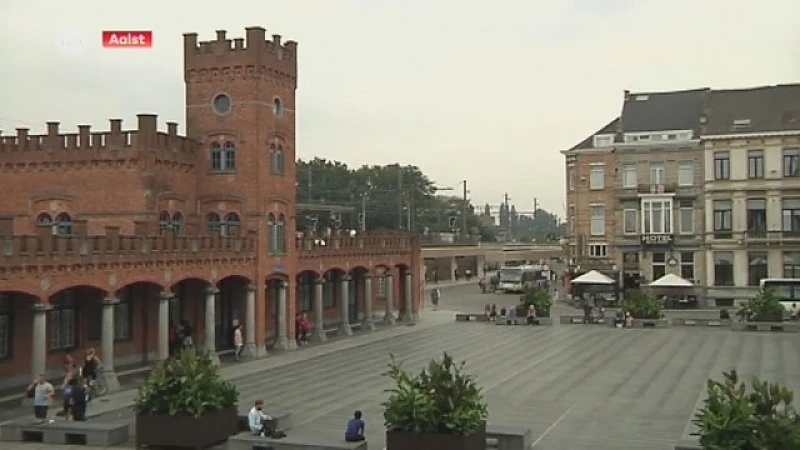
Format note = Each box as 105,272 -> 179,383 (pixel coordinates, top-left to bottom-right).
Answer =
0,419 -> 129,446
237,409 -> 293,432
559,315 -> 607,325
631,318 -> 669,328
495,317 -> 553,326
455,313 -> 489,322
486,424 -> 532,450
672,318 -> 731,327
732,321 -> 800,332
226,430 -> 366,450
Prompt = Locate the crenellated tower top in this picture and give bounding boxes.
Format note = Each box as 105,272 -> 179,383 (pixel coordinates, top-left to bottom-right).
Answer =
0,115 -> 198,163
183,27 -> 297,87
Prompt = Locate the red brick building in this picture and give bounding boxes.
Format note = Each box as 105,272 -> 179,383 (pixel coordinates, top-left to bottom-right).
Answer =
0,27 -> 421,390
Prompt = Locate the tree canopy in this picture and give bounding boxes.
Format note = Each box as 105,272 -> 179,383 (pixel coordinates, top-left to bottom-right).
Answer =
295,158 -> 561,242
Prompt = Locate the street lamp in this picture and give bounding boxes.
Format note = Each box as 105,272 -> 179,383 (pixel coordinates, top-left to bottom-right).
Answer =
360,179 -> 373,231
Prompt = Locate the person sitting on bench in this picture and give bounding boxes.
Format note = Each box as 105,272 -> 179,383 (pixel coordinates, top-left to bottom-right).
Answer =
248,400 -> 277,437
344,410 -> 366,442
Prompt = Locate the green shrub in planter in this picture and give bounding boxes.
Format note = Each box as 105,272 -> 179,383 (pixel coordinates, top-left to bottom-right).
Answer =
382,352 -> 487,436
520,287 -> 552,317
737,288 -> 785,322
693,370 -> 800,449
134,348 -> 238,416
621,288 -> 662,319
133,349 -> 240,449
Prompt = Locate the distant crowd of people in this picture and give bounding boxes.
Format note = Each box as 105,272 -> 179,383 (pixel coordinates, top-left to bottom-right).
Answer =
26,348 -> 103,423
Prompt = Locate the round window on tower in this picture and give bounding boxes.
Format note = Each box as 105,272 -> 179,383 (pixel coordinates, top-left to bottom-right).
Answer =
212,93 -> 232,116
272,97 -> 284,117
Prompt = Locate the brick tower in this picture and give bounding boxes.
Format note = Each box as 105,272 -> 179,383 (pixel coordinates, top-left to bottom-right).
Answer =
182,27 -> 299,351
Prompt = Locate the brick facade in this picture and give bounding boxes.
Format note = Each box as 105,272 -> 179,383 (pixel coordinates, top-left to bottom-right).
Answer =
0,26 -> 422,388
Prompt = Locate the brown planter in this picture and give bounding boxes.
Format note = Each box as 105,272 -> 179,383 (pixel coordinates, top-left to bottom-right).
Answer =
752,313 -> 784,322
135,406 -> 238,449
386,422 -> 486,450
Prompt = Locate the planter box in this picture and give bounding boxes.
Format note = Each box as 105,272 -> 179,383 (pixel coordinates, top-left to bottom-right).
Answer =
386,422 -> 485,450
732,321 -> 800,333
751,313 -> 784,322
671,318 -> 731,327
631,319 -> 669,328
135,406 -> 238,449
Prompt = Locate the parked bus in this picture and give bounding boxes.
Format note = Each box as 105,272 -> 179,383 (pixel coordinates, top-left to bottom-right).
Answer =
759,278 -> 800,310
498,265 -> 547,293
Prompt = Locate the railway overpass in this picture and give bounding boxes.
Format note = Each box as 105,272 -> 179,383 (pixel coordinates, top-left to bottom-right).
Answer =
420,243 -> 563,282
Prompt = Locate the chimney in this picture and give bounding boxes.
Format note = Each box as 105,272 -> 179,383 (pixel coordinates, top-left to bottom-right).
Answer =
623,90 -> 631,101
47,121 -> 60,136
216,30 -> 227,41
136,114 -> 158,148
167,122 -> 178,137
16,128 -> 29,149
272,34 -> 281,46
183,32 -> 198,52
109,119 -> 122,134
233,38 -> 244,50
77,125 -> 90,148
245,26 -> 266,49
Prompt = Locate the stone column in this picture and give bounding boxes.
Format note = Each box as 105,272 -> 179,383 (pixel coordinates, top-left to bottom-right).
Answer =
363,275 -> 375,331
312,279 -> 326,342
402,271 -> 415,323
244,284 -> 260,358
383,275 -> 396,325
31,303 -> 51,380
158,291 -> 171,360
205,288 -> 220,364
274,281 -> 290,350
100,298 -> 121,391
339,275 -> 353,336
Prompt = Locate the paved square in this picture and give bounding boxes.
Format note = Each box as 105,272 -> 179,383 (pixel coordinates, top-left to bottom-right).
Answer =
6,313 -> 800,450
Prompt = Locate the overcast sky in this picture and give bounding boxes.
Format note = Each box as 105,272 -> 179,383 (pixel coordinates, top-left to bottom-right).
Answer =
1,0 -> 798,217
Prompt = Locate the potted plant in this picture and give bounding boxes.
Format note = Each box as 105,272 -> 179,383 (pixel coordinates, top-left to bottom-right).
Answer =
737,288 -> 786,322
134,348 -> 239,449
692,370 -> 800,449
383,352 -> 488,450
621,288 -> 663,320
520,286 -> 552,317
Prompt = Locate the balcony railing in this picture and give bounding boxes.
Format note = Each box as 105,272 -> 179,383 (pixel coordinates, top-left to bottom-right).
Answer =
1,233 -> 256,264
295,230 -> 418,256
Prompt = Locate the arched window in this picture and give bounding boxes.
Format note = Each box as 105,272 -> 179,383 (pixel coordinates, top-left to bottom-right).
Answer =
159,211 -> 171,233
222,212 -> 240,237
172,212 -> 184,235
210,141 -> 236,172
54,213 -> 72,236
268,213 -> 277,254
277,214 -> 287,254
206,213 -> 221,233
37,213 -> 53,227
270,143 -> 285,175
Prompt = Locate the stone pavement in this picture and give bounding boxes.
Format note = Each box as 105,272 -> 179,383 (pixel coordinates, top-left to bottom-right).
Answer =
5,284 -> 800,450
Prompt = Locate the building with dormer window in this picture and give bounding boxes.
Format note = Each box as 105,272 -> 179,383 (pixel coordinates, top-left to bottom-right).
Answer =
701,84 -> 800,307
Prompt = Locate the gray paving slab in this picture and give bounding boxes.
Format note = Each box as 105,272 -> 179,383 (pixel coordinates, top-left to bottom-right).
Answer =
5,283 -> 800,450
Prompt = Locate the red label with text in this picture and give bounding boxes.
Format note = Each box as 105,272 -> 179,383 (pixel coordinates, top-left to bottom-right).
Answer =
102,31 -> 152,48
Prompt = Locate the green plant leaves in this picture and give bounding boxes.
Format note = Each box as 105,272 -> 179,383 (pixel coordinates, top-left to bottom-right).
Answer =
520,287 -> 552,317
736,288 -> 786,321
693,370 -> 800,449
621,289 -> 662,319
133,348 -> 239,416
382,352 -> 488,436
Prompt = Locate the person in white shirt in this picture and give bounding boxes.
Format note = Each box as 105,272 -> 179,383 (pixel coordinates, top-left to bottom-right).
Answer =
233,325 -> 244,361
248,399 -> 276,437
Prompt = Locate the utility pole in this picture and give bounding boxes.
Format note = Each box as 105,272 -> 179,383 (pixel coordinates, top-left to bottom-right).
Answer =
461,180 -> 468,236
407,197 -> 412,231
533,197 -> 539,217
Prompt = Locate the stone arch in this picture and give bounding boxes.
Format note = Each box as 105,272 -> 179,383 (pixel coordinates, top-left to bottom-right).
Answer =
0,287 -> 41,301
372,264 -> 391,276
394,263 -> 412,316
48,284 -> 108,353
168,277 -> 212,292
114,274 -> 167,293
295,270 -> 319,314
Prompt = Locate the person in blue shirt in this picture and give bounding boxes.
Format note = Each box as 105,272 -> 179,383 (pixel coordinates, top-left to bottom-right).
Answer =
344,410 -> 365,442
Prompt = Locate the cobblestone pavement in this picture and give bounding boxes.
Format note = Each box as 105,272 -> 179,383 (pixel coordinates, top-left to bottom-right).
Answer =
5,283 -> 800,450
